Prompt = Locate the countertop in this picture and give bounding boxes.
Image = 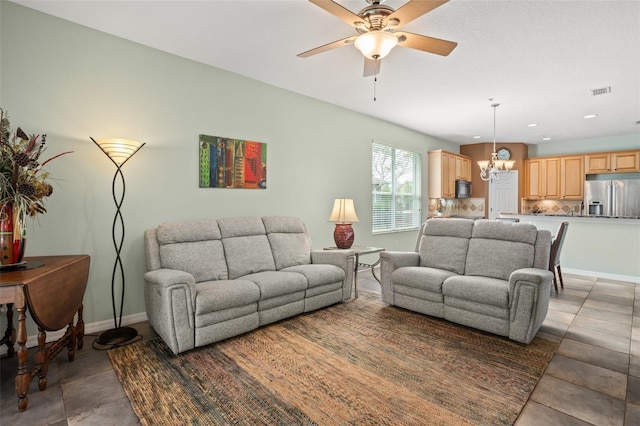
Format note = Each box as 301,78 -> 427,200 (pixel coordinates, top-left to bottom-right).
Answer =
500,213 -> 640,224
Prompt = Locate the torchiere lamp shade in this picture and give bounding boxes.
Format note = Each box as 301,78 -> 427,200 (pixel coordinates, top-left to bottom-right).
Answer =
328,199 -> 359,249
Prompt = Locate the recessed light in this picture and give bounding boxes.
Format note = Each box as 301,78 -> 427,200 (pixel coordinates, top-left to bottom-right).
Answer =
528,123 -> 538,127
584,114 -> 598,119
541,136 -> 552,141
472,135 -> 481,139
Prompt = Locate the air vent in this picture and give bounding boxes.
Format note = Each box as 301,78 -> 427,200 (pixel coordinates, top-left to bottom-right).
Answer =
591,86 -> 611,96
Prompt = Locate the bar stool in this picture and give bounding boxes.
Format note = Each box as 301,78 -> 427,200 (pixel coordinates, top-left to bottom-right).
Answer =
549,222 -> 569,292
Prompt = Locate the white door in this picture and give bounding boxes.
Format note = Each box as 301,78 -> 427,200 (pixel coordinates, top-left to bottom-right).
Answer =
489,170 -> 519,219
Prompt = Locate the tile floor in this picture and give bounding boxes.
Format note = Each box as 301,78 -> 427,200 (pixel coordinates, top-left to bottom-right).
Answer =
1,270 -> 639,425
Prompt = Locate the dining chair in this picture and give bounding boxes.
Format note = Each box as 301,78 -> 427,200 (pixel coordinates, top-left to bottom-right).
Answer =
549,222 -> 569,292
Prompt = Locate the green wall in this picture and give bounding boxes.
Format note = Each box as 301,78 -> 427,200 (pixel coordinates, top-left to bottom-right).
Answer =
1,2 -> 457,335
3,2 -> 638,341
529,133 -> 640,157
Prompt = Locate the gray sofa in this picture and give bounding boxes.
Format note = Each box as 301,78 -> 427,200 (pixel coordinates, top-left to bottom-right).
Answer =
144,216 -> 354,354
379,218 -> 553,344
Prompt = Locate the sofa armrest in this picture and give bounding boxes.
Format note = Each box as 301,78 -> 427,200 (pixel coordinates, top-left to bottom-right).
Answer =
144,269 -> 197,354
379,251 -> 420,304
311,249 -> 355,300
145,268 -> 196,288
508,268 -> 554,343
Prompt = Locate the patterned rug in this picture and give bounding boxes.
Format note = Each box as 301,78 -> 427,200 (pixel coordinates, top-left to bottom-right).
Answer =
109,291 -> 558,425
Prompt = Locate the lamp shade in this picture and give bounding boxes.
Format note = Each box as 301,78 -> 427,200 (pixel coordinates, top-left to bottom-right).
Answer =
477,160 -> 490,170
328,199 -> 359,224
354,31 -> 398,60
93,138 -> 144,166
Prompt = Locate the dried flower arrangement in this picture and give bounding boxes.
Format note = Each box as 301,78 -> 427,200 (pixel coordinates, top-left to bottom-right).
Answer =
0,108 -> 72,217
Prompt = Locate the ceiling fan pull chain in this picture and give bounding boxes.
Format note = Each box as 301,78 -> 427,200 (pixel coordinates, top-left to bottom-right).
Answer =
374,76 -> 377,101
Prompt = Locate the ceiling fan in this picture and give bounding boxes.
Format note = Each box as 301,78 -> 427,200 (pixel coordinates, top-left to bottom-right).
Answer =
298,0 -> 458,77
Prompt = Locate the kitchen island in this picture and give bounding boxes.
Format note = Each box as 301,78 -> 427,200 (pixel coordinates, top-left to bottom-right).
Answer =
500,213 -> 640,282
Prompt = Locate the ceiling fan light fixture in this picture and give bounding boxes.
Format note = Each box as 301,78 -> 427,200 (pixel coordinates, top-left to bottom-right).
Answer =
354,30 -> 397,60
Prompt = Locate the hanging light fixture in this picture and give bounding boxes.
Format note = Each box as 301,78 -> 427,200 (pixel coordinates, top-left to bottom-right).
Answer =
354,30 -> 398,60
477,103 -> 515,182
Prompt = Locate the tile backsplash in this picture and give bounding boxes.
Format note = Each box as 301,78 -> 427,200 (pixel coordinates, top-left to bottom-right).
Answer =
429,198 -> 485,218
521,199 -> 583,215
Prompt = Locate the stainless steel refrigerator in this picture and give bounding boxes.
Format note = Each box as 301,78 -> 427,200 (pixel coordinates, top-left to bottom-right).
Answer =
584,179 -> 640,218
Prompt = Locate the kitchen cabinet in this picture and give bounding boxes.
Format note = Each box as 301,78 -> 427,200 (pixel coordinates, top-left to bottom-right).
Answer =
455,156 -> 472,181
525,157 -> 560,199
560,156 -> 584,199
428,150 -> 472,198
585,150 -> 640,173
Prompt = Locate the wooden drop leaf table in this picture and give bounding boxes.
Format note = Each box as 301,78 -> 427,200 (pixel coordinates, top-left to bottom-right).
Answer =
0,255 -> 90,412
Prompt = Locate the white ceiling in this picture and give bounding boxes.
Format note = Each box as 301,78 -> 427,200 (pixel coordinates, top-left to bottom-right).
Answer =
12,0 -> 640,145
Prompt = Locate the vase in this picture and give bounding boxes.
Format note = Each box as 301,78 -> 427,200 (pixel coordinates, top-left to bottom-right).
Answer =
333,223 -> 355,249
0,203 -> 26,265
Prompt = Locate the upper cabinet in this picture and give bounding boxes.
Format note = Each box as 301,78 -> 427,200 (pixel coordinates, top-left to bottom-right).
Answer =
560,156 -> 584,199
455,156 -> 472,181
428,150 -> 472,199
525,157 -> 560,199
585,151 -> 640,174
525,155 -> 583,200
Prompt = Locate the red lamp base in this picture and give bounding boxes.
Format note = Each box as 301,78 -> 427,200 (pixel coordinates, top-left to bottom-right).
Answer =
334,223 -> 355,249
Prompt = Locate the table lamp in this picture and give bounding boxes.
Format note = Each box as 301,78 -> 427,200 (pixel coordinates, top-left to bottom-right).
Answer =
328,198 -> 359,249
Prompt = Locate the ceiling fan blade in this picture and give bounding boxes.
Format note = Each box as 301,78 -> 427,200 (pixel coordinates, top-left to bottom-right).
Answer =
309,0 -> 364,28
297,36 -> 358,58
386,0 -> 449,28
363,58 -> 381,77
395,31 -> 457,56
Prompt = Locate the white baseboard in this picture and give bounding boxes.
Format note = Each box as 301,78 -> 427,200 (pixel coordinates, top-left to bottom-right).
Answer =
0,312 -> 148,356
563,268 -> 640,284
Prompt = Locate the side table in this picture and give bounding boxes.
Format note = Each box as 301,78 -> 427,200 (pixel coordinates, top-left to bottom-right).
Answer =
324,246 -> 384,298
0,255 -> 90,412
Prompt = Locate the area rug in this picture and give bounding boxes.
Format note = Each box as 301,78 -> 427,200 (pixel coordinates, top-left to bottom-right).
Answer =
108,292 -> 558,425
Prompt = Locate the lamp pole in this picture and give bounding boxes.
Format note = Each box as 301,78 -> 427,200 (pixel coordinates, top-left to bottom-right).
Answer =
91,137 -> 145,347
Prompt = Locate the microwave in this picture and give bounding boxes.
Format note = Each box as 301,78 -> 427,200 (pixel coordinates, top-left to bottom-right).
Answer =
455,180 -> 472,199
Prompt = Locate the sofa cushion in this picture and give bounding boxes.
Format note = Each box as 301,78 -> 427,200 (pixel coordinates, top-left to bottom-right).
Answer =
442,275 -> 510,309
263,217 -> 312,269
472,220 -> 538,245
391,266 -> 457,294
217,217 -> 266,238
160,240 -> 228,282
465,221 -> 538,281
157,219 -> 222,243
281,264 -> 344,288
218,217 -> 276,279
241,271 -> 308,299
195,280 -> 260,314
155,219 -> 229,282
418,219 -> 473,274
223,235 -> 277,279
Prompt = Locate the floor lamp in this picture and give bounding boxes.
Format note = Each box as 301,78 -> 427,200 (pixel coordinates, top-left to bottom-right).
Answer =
91,137 -> 145,347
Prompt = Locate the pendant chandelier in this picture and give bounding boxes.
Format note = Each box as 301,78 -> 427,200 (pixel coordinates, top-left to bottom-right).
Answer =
477,103 -> 515,182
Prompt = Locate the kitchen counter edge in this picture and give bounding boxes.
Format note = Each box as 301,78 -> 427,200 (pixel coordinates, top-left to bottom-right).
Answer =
500,213 -> 640,225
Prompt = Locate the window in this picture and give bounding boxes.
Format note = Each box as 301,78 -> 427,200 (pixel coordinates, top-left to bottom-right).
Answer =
372,142 -> 421,234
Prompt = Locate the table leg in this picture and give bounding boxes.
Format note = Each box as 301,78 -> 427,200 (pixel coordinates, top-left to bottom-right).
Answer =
354,253 -> 360,299
15,296 -> 29,412
1,303 -> 16,358
370,259 -> 382,284
36,329 -> 49,391
76,304 -> 84,350
67,321 -> 77,362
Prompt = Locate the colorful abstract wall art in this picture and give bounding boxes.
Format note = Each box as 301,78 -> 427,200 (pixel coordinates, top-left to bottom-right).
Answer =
199,135 -> 267,189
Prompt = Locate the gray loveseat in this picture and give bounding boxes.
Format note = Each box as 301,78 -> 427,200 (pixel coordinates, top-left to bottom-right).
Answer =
144,216 -> 354,354
379,218 -> 553,344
